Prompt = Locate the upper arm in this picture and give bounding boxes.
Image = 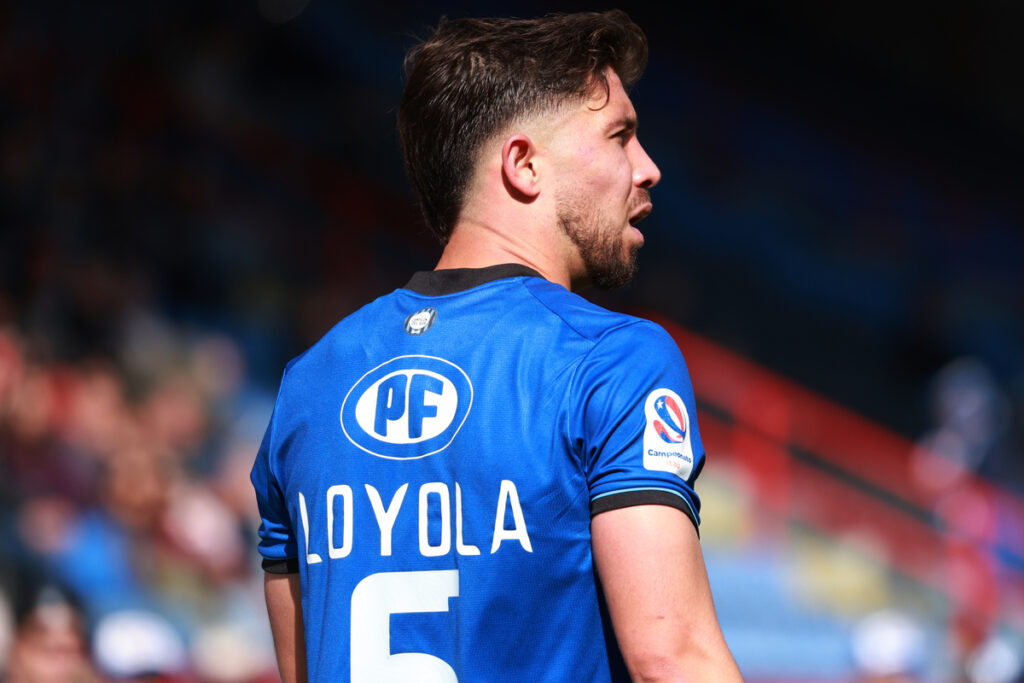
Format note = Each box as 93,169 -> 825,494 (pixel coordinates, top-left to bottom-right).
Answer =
573,322 -> 741,678
264,571 -> 307,683
591,504 -> 742,682
252,375 -> 306,680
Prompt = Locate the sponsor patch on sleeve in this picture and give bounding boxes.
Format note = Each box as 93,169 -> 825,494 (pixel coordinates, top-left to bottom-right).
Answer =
642,388 -> 695,481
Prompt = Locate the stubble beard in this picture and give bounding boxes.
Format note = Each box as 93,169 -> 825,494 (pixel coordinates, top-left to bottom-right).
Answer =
556,192 -> 643,290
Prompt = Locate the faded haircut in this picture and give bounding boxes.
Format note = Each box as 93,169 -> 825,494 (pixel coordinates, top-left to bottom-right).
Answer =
398,10 -> 648,243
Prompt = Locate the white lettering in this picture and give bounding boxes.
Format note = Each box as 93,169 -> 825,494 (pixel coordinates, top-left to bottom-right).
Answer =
491,480 -> 532,553
327,485 -> 354,559
418,482 -> 451,557
299,492 -> 322,565
300,479 -> 531,561
454,483 -> 480,555
366,484 -> 408,556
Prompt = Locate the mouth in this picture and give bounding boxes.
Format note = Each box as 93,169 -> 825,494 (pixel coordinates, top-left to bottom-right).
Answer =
628,188 -> 653,228
628,203 -> 653,228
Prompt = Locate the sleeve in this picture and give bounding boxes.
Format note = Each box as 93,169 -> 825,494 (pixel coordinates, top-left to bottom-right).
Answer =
250,390 -> 300,574
571,321 -> 705,531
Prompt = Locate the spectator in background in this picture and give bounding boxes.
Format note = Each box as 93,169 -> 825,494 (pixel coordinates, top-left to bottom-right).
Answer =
2,578 -> 100,683
911,357 -> 1024,678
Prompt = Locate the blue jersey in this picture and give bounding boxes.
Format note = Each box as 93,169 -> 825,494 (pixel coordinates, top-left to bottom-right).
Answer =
251,264 -> 706,682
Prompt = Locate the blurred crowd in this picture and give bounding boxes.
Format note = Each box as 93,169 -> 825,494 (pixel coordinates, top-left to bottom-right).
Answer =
2,1 -> 1022,681
0,3 -> 424,680
0,317 -> 280,682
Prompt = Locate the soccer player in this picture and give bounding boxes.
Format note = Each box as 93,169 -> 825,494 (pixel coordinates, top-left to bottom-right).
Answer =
251,10 -> 743,682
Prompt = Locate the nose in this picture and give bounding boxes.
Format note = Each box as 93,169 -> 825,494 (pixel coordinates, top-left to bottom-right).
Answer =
630,138 -> 661,189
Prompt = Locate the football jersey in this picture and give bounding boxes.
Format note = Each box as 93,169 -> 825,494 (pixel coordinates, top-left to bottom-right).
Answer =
251,264 -> 706,682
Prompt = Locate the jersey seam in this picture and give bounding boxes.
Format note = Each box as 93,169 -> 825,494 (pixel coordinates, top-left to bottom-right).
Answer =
268,365 -> 290,484
561,316 -> 661,468
523,277 -> 649,461
519,278 -> 645,344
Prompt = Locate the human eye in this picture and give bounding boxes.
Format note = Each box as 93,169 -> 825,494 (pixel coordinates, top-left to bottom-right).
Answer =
612,119 -> 637,145
612,128 -> 631,144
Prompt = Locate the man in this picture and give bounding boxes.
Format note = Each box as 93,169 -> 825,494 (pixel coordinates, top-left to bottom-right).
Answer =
252,10 -> 742,682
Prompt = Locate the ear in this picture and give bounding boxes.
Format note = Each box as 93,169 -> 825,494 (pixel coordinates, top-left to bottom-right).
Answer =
501,134 -> 541,201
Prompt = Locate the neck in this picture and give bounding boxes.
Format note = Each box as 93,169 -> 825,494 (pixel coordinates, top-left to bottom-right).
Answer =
435,215 -> 578,290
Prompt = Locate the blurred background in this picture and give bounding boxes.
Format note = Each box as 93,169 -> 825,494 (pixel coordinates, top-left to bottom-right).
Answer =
1,0 -> 1022,681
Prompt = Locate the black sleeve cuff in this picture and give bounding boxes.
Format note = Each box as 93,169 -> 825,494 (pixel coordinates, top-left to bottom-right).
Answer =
590,490 -> 699,536
262,557 -> 300,574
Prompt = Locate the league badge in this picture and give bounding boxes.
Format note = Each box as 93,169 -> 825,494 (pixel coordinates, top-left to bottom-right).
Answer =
642,388 -> 694,480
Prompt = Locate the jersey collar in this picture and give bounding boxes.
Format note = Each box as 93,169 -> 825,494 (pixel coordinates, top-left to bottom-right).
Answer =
403,264 -> 543,296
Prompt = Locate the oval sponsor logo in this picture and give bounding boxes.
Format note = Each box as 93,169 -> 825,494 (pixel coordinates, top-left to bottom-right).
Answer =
341,355 -> 473,460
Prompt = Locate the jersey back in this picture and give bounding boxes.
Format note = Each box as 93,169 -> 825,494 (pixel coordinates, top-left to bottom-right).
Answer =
251,267 -> 706,682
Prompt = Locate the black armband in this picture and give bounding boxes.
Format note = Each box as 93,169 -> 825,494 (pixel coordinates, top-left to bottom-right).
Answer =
262,557 -> 300,574
590,490 -> 699,537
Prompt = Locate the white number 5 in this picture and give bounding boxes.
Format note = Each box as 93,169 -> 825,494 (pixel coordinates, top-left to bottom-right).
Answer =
350,569 -> 460,682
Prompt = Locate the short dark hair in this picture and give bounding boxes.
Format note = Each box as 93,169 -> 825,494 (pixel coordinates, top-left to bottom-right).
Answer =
398,10 -> 648,243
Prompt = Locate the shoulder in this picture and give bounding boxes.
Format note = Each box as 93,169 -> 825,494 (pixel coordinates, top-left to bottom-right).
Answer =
520,277 -> 668,347
277,290 -> 395,384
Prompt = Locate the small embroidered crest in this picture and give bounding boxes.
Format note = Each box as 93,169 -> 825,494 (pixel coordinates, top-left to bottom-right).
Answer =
404,307 -> 437,335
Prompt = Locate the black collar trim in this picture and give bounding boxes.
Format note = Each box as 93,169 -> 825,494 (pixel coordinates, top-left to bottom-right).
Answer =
403,264 -> 544,296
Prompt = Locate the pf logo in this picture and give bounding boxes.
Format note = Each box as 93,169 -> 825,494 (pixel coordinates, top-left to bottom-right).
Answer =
340,355 -> 473,460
